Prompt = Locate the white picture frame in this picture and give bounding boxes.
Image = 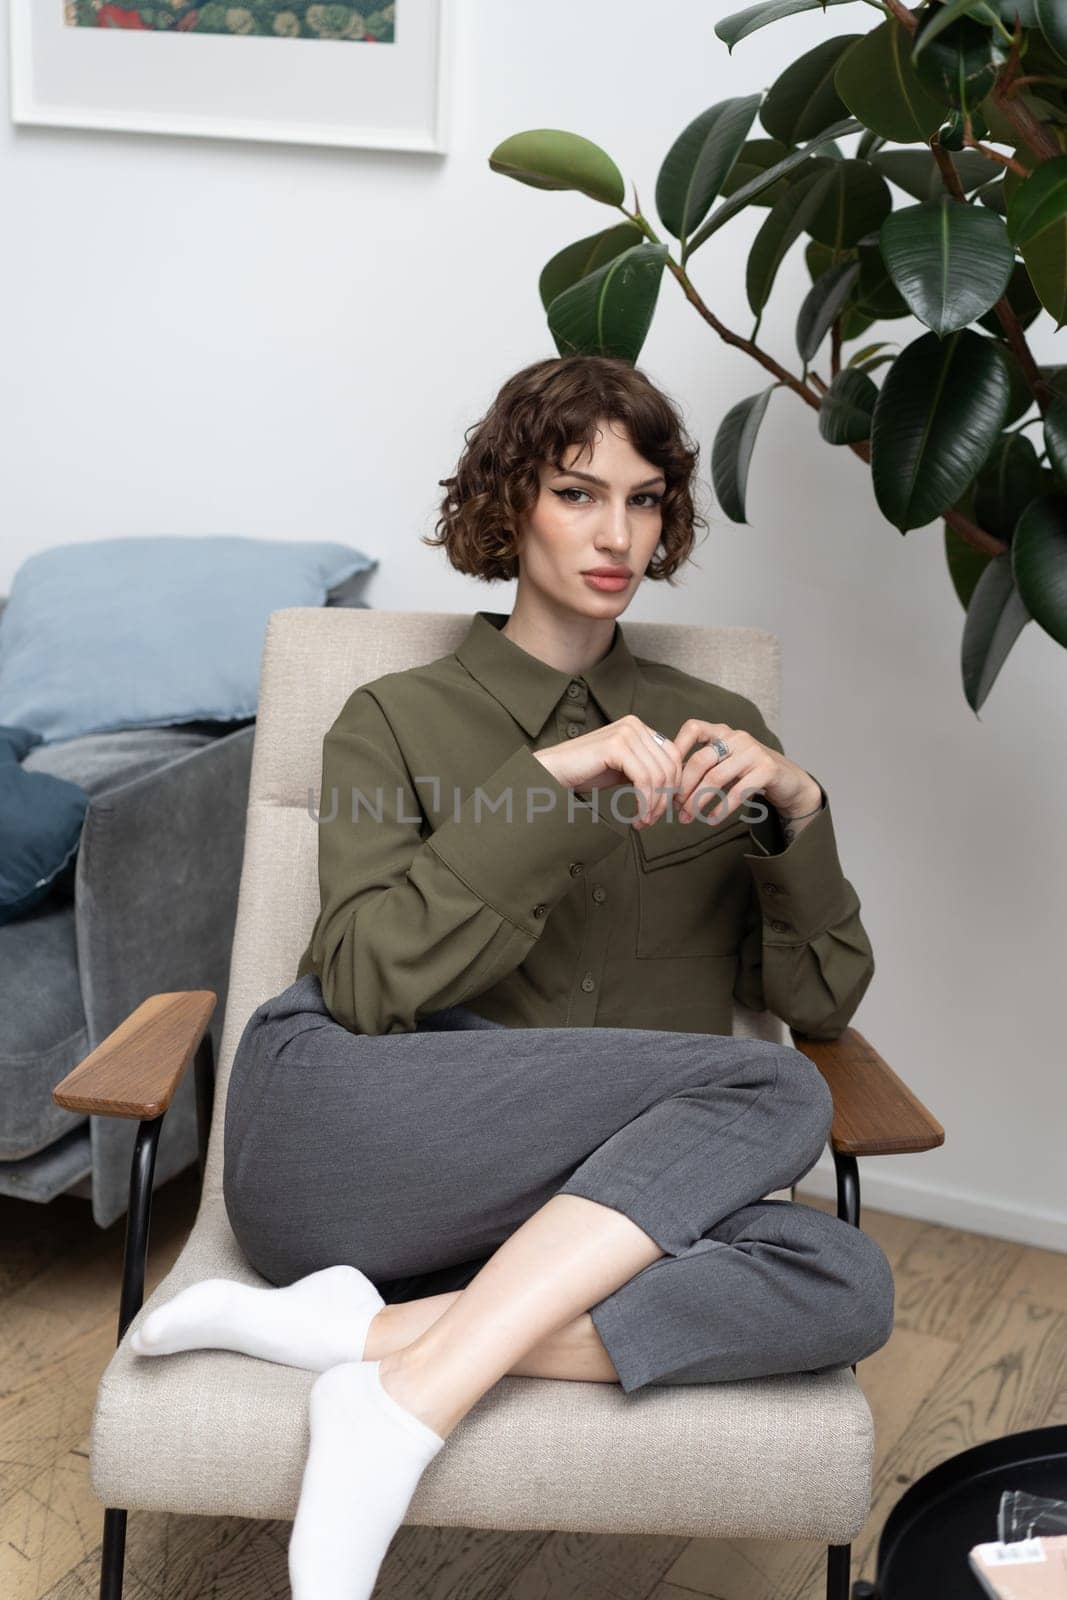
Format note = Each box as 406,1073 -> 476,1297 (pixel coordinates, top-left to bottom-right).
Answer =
9,1 -> 451,153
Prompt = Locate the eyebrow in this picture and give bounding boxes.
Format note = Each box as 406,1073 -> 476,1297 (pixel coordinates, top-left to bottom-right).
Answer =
551,468 -> 667,490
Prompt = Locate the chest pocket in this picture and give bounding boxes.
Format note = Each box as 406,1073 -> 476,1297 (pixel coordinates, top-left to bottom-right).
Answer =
634,806 -> 754,959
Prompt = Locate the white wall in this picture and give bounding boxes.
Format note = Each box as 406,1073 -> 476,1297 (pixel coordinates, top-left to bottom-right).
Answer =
3,0 -> 1066,1247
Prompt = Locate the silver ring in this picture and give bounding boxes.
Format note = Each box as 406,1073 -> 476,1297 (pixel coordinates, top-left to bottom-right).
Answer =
711,737 -> 729,761
649,729 -> 666,747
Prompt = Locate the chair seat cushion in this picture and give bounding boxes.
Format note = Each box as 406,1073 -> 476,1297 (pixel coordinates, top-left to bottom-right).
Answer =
90,1199 -> 874,1542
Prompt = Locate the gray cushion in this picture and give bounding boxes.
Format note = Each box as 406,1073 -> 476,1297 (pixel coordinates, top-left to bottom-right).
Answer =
0,726 -> 223,1160
0,896 -> 88,1159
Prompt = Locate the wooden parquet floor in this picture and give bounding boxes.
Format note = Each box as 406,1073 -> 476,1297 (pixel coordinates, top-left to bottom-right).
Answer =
2,1169 -> 1065,1599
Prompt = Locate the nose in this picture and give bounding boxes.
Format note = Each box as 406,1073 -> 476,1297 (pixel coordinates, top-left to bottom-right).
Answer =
595,496 -> 635,554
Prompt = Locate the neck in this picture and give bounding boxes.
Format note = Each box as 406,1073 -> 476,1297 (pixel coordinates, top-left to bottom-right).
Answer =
500,590 -> 618,677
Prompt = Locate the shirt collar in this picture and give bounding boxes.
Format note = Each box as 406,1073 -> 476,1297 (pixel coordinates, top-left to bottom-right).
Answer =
454,610 -> 638,738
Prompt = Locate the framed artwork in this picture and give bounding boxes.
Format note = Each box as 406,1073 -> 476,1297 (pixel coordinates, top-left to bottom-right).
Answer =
9,1 -> 451,152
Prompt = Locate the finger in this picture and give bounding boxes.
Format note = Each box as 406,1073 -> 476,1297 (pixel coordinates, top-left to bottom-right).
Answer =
671,719 -> 741,760
622,725 -> 678,827
683,754 -> 771,823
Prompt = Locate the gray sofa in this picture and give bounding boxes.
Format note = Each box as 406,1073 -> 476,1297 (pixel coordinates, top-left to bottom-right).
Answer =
0,576 -> 371,1227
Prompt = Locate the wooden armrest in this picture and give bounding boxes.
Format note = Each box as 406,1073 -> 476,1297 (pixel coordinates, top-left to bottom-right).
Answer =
52,992 -> 216,1120
789,1025 -> 944,1157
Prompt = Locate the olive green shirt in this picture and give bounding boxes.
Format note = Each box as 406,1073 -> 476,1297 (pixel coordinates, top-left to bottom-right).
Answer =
295,610 -> 874,1039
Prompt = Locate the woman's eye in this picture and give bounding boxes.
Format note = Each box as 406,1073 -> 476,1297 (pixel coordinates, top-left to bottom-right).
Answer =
553,488 -> 664,507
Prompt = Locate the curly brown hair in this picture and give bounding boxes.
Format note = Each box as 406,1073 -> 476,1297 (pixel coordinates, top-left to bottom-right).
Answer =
423,354 -> 708,584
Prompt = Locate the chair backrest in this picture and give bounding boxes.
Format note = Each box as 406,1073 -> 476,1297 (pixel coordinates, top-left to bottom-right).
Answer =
202,609 -> 785,1201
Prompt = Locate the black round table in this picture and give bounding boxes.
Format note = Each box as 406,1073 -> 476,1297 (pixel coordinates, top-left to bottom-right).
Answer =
854,1425 -> 1067,1598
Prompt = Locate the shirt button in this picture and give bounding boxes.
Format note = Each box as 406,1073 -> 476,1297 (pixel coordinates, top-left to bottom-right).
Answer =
532,903 -> 547,918
566,682 -> 583,699
568,861 -> 584,876
763,883 -> 782,896
592,885 -> 606,903
566,724 -> 581,738
580,972 -> 596,992
769,919 -> 792,933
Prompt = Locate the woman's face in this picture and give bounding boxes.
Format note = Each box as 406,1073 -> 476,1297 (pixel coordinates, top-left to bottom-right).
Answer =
512,418 -> 666,618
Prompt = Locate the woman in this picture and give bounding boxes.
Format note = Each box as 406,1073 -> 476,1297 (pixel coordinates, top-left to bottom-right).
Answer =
131,355 -> 894,1600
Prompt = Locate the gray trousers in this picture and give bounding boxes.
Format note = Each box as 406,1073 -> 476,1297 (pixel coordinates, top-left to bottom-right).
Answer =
223,973 -> 894,1394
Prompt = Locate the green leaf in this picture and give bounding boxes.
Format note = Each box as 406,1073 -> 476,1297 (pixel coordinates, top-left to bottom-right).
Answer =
911,0 -> 1009,59
656,96 -> 762,245
976,260 -> 1043,335
840,303 -> 877,342
878,196 -> 1015,335
687,116 -> 861,253
834,19 -> 948,143
1006,153 -> 1067,243
761,34 -> 861,145
546,242 -> 668,363
912,11 -> 1007,110
1004,143 -> 1067,325
870,328 -> 1011,530
945,517 -> 993,608
1043,395 -> 1067,484
961,553 -> 1031,712
973,430 -> 1043,539
797,259 -> 861,361
856,127 -> 887,160
718,137 -> 794,207
746,162 -> 838,317
855,245 -> 910,319
871,147 -> 1001,202
712,385 -> 779,523
847,340 -> 896,372
488,130 -> 626,206
1036,0 -> 1067,64
715,0 -> 862,51
999,342 -> 1038,425
538,223 -> 645,312
976,176 -> 1008,214
806,159 -> 893,249
1011,492 -> 1067,645
818,367 -> 878,444
1020,223 -> 1067,327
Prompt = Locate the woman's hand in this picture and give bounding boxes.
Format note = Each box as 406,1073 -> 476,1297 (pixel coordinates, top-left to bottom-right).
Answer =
670,720 -> 822,827
533,715 -> 685,830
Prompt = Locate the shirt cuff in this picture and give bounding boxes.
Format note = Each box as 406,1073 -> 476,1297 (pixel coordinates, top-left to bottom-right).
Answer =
741,778 -> 854,940
427,742 -> 630,932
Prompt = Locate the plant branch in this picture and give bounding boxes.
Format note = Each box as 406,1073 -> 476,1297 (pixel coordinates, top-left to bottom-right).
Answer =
990,17 -> 1064,162
931,140 -> 1052,416
962,139 -> 1031,176
623,207 -> 824,408
881,0 -> 916,31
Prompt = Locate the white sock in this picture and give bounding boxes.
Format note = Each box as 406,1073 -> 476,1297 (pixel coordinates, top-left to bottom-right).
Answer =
288,1359 -> 445,1600
130,1264 -> 385,1371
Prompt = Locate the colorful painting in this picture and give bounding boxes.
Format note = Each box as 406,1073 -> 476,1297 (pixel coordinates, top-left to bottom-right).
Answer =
63,3 -> 396,41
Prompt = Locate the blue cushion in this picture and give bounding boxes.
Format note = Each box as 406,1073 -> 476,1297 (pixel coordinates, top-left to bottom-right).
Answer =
0,726 -> 89,925
0,536 -> 378,746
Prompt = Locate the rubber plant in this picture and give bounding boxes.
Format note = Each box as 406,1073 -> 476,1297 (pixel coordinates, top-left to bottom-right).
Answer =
488,0 -> 1067,712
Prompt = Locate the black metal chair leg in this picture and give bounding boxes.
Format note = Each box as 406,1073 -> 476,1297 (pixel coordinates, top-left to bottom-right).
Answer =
98,1112 -> 166,1600
826,1542 -> 852,1599
834,1150 -> 861,1230
194,1030 -> 216,1187
100,1506 -> 128,1600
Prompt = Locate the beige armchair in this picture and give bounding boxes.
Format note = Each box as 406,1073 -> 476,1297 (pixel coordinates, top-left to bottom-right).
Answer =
53,608 -> 944,1600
